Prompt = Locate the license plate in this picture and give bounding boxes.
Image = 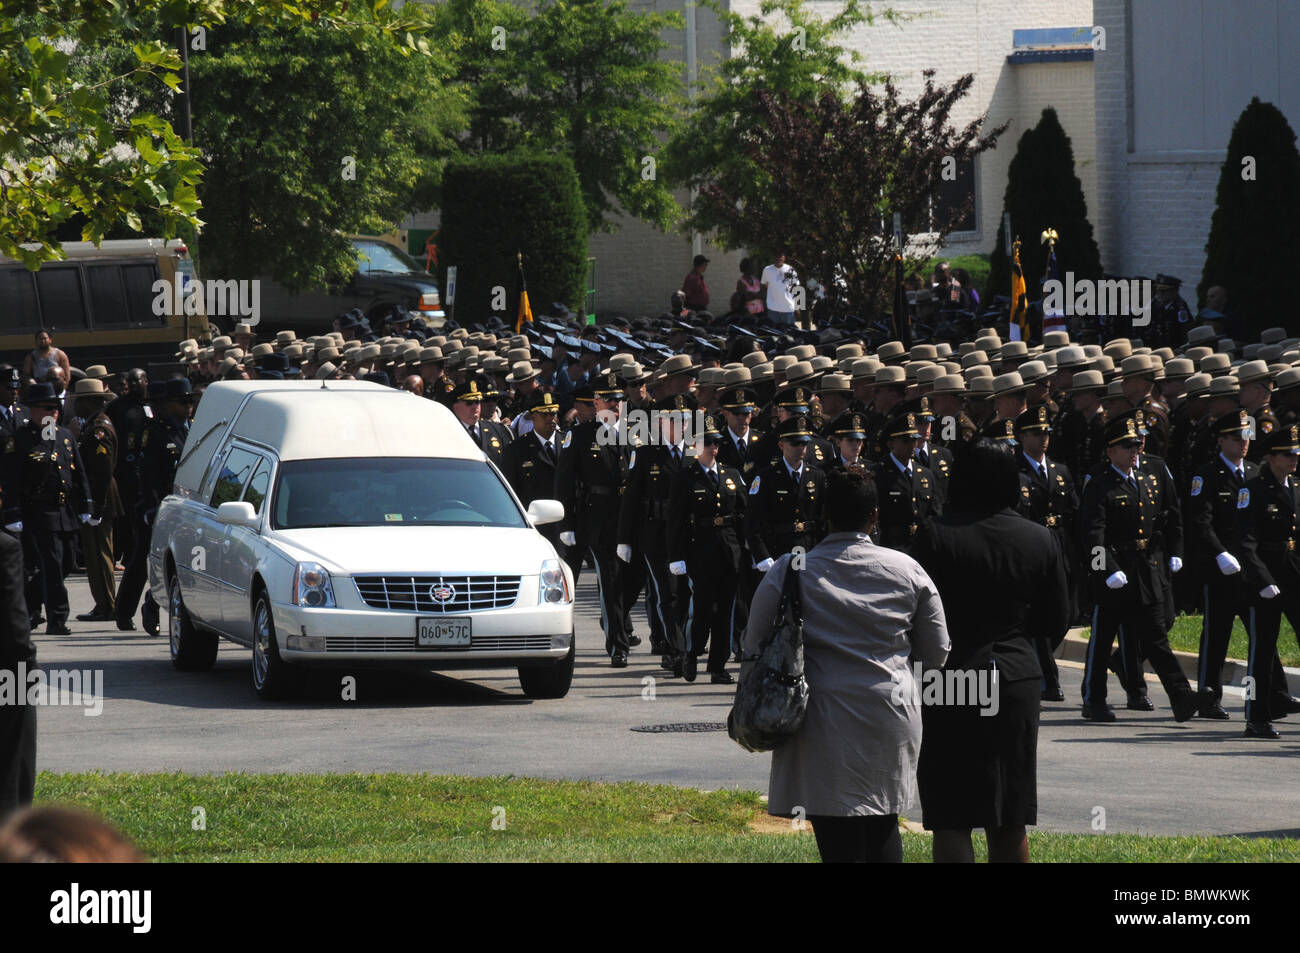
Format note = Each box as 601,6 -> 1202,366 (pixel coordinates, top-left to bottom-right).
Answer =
417,617 -> 471,648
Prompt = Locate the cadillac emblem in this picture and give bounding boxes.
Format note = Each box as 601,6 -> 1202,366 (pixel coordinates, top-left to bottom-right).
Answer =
430,583 -> 456,604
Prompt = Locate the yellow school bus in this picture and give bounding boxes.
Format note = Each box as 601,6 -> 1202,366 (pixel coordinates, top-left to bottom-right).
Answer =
0,239 -> 205,372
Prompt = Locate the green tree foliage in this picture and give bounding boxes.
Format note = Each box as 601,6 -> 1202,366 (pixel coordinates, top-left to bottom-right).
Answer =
664,0 -> 898,246
434,0 -> 684,233
988,107 -> 1101,301
438,152 -> 588,323
0,1 -> 437,269
191,15 -> 465,289
1198,97 -> 1300,328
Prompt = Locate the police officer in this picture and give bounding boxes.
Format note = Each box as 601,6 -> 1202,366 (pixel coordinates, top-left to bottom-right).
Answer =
1149,274 -> 1194,349
1,383 -> 93,635
116,378 -> 194,635
447,377 -> 509,467
1079,415 -> 1206,722
0,365 -> 25,434
110,370 -> 153,567
1236,361 -> 1279,465
1240,425 -> 1300,737
1013,404 -> 1079,701
1054,370 -> 1108,490
621,394 -> 693,674
556,372 -> 633,666
871,410 -> 939,552
70,379 -> 122,622
715,385 -> 764,482
501,391 -> 562,550
754,385 -> 835,471
908,397 -> 952,506
1185,409 -> 1263,719
745,415 -> 826,573
829,412 -> 869,470
667,413 -> 746,683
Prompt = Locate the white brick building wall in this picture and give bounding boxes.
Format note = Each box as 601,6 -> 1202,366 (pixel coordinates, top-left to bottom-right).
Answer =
1093,0 -> 1300,304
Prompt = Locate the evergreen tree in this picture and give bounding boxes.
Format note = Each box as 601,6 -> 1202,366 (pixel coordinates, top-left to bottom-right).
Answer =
988,108 -> 1101,301
1198,97 -> 1300,333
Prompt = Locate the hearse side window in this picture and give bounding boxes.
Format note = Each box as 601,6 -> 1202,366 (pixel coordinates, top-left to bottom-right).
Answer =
210,447 -> 262,508
243,458 -> 272,515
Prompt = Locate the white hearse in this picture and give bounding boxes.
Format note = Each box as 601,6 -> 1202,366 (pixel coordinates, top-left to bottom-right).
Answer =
147,380 -> 575,699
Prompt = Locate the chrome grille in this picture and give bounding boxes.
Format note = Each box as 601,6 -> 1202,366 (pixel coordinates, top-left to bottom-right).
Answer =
323,634 -> 552,653
353,574 -> 521,613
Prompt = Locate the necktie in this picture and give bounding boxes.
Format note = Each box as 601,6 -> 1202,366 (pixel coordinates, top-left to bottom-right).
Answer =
1237,468 -> 1244,484
709,469 -> 718,488
672,446 -> 681,465
1037,463 -> 1046,482
737,437 -> 747,460
1129,475 -> 1138,492
541,439 -> 555,464
918,448 -> 928,467
792,468 -> 801,485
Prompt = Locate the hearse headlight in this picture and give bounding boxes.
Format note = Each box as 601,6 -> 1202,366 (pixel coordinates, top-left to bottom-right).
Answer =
293,562 -> 336,608
539,558 -> 570,604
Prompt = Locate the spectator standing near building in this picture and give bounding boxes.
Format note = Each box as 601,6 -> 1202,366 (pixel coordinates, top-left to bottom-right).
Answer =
682,254 -> 710,312
761,250 -> 800,327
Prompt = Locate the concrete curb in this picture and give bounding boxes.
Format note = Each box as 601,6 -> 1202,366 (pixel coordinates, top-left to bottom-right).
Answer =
1058,627 -> 1300,696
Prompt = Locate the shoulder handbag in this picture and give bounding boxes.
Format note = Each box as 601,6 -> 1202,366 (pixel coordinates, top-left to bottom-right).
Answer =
727,561 -> 810,752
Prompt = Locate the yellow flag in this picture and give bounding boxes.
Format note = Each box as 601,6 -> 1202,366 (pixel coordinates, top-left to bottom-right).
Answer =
1010,240 -> 1029,342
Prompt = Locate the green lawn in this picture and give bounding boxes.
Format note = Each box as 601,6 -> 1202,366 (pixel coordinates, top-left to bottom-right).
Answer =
1082,614 -> 1300,668
32,773 -> 1300,862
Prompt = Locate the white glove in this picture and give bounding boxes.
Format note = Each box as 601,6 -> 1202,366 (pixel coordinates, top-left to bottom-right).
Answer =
1216,552 -> 1242,575
1260,585 -> 1281,600
78,513 -> 92,525
754,557 -> 775,572
616,544 -> 632,563
1169,556 -> 1182,573
87,516 -> 102,527
1105,571 -> 1128,590
559,531 -> 576,547
668,561 -> 687,576
3,522 -> 21,532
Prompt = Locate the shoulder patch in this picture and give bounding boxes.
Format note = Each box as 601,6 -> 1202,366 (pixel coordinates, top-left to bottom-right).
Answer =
561,430 -> 572,449
1238,487 -> 1250,509
1190,476 -> 1203,497
749,474 -> 761,495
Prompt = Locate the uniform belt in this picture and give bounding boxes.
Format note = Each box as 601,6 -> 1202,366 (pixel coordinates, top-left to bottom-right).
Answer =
587,485 -> 620,496
1114,538 -> 1149,551
694,515 -> 738,528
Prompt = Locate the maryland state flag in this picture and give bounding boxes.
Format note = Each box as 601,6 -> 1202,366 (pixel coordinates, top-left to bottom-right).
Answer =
1009,239 -> 1029,342
892,252 -> 913,350
515,251 -> 534,333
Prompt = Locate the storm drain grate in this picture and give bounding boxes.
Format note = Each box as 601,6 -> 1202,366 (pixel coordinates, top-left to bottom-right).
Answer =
631,722 -> 728,733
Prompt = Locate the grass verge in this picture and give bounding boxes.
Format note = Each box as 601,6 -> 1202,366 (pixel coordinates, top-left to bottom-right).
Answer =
1082,614 -> 1300,668
32,773 -> 1300,862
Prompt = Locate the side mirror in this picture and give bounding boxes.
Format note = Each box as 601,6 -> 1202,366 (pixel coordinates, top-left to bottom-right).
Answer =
526,499 -> 564,526
216,501 -> 259,528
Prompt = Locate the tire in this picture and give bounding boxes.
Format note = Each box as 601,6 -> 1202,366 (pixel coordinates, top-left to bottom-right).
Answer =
251,589 -> 297,700
518,635 -> 575,699
168,572 -> 218,671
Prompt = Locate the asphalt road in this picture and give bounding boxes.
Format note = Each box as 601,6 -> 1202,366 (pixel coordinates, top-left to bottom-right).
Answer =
28,574 -> 1300,839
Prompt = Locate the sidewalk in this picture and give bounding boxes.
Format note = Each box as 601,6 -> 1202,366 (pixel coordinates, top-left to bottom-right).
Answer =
1058,627 -> 1300,696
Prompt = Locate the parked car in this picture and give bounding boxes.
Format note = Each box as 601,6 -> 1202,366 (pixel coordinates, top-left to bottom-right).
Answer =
250,237 -> 445,334
148,380 -> 573,700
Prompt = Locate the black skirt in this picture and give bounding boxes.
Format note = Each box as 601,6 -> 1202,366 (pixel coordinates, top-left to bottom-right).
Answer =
916,674 -> 1040,831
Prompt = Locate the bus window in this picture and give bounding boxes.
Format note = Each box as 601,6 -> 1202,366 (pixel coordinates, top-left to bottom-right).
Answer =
123,262 -> 162,323
0,269 -> 39,331
86,264 -> 129,327
35,266 -> 88,330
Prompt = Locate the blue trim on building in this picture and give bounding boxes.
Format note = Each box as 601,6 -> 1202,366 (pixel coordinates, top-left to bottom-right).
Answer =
1007,49 -> 1095,65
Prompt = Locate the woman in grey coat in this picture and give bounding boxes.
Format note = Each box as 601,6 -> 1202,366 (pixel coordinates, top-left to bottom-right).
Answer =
744,468 -> 950,862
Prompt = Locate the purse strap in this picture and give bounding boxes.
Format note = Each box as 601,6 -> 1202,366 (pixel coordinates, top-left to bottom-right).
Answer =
775,558 -> 802,625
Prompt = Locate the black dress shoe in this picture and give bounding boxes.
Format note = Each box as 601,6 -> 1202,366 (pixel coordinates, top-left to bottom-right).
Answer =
1271,696 -> 1300,717
29,614 -> 45,628
45,623 -> 72,635
1081,703 -> 1117,722
710,671 -> 735,685
610,652 -> 628,668
1245,721 -> 1281,740
1041,687 -> 1065,702
75,610 -> 114,622
115,618 -> 136,631
659,654 -> 678,672
626,635 -> 641,648
682,652 -> 697,683
1199,702 -> 1230,720
1173,689 -> 1209,723
1126,694 -> 1155,712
